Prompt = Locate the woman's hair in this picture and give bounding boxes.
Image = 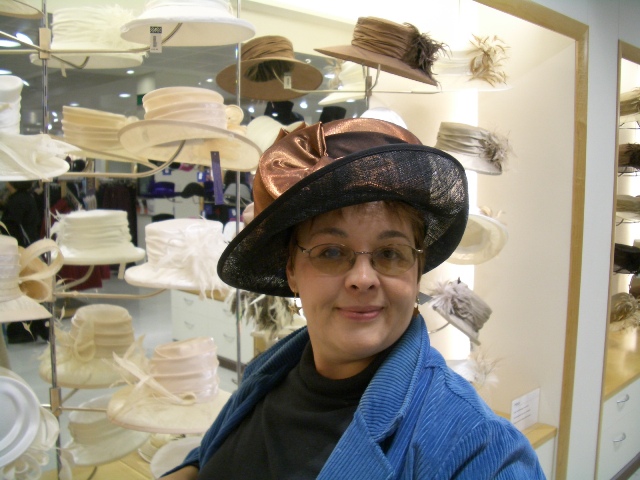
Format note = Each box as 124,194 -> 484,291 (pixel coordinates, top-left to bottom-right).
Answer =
288,200 -> 427,280
9,181 -> 35,192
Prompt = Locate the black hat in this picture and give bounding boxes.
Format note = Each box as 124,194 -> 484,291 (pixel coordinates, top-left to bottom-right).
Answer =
218,118 -> 469,297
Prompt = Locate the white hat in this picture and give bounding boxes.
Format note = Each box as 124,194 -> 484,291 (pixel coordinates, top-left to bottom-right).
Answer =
246,115 -> 303,154
39,304 -> 146,389
150,436 -> 203,479
434,122 -> 511,175
428,279 -> 492,345
0,75 -> 22,134
447,208 -> 508,265
30,6 -> 147,70
360,107 -> 407,129
121,0 -> 256,47
0,367 -> 59,477
432,35 -> 511,92
0,0 -> 42,19
64,394 -> 149,467
108,337 -> 231,434
119,87 -> 261,172
616,194 -> 640,222
51,210 -> 146,266
125,218 -> 229,297
0,236 -> 63,323
319,61 -> 366,106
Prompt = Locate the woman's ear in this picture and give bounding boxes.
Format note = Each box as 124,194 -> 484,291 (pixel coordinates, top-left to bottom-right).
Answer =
286,257 -> 297,293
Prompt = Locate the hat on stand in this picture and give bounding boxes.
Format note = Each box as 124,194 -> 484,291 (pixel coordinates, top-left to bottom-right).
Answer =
61,106 -> 154,166
360,107 -> 407,129
0,235 -> 63,323
216,35 -> 324,101
245,115 -> 304,154
319,61 -> 367,106
141,181 -> 178,198
609,292 -> 640,331
434,122 -> 512,175
0,367 -> 60,475
315,17 -> 444,86
427,279 -> 492,345
118,86 -> 261,172
150,436 -> 203,479
447,207 -> 508,265
620,88 -> 640,124
64,394 -> 150,467
616,194 -> 640,222
0,76 -> 72,181
30,5 -> 147,69
618,143 -> 640,173
120,0 -> 256,47
263,101 -> 304,125
431,35 -> 510,91
614,242 -> 640,274
0,0 -> 42,18
51,209 -> 146,266
107,337 -> 231,434
124,218 -> 229,298
39,304 -> 146,389
319,106 -> 347,123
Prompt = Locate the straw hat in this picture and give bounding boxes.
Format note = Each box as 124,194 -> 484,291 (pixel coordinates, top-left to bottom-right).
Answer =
434,122 -> 511,175
216,35 -> 324,101
0,235 -> 62,323
51,209 -> 146,266
120,0 -> 256,47
107,337 -> 232,434
39,304 -> 146,389
124,218 -> 229,297
0,0 -> 42,18
217,118 -> 469,297
64,394 -> 149,467
30,6 -> 147,69
428,279 -> 492,345
119,86 -> 261,172
315,17 -> 444,86
0,367 -> 59,478
447,208 -> 508,265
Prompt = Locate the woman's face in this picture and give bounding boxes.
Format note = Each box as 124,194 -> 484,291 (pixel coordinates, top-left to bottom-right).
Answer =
286,202 -> 421,379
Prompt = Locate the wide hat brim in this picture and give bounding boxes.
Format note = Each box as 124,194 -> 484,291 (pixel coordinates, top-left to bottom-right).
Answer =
0,294 -> 51,323
120,10 -> 255,47
118,120 -> 261,172
0,1 -> 42,19
315,44 -> 438,86
216,57 -> 324,101
30,52 -> 144,70
218,143 -> 469,297
447,212 -> 508,265
55,245 -> 146,266
107,386 -> 231,435
39,352 -> 128,389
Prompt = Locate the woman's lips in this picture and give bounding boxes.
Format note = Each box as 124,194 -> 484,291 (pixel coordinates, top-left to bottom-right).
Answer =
339,307 -> 382,321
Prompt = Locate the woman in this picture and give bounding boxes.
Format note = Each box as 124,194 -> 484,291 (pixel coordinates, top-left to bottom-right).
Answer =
164,119 -> 544,479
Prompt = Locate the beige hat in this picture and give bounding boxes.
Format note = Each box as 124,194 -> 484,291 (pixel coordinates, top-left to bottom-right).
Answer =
319,61 -> 366,106
246,115 -> 304,153
217,35 -> 324,101
447,208 -> 508,265
0,0 -> 42,18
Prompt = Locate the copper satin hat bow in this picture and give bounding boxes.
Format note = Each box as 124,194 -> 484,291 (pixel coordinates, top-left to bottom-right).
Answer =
252,119 -> 421,215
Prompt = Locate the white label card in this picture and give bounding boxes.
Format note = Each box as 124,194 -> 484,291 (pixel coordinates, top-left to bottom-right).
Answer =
150,26 -> 162,53
510,387 -> 540,432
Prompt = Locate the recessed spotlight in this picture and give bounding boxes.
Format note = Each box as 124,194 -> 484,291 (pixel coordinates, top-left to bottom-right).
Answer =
0,69 -> 13,75
15,33 -> 33,45
324,73 -> 335,79
69,102 -> 79,107
51,111 -> 58,117
346,99 -> 355,103
206,78 -> 213,83
22,80 -> 29,87
119,93 -> 131,98
299,100 -> 308,109
248,106 -> 255,113
126,70 -> 135,75
0,40 -> 20,48
315,109 -> 322,113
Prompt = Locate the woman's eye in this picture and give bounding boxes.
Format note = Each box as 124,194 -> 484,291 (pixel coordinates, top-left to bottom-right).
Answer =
317,246 -> 346,260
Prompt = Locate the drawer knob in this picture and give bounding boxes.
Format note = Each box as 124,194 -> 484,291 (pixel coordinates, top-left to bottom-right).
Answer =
616,394 -> 630,405
612,433 -> 627,444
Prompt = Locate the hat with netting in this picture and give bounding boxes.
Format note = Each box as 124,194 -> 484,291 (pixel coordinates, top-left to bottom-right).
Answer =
217,118 -> 469,297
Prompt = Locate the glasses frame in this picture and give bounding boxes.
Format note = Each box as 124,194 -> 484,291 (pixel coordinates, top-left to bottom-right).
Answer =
296,242 -> 424,276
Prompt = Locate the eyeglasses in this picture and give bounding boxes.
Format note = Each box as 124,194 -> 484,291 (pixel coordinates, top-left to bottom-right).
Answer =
296,243 -> 423,276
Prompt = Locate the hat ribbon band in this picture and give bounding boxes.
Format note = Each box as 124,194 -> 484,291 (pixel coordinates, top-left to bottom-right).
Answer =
242,36 -> 295,62
19,238 -> 64,303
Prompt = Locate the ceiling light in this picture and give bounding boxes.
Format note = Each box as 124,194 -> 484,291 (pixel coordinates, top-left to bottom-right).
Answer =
206,78 -> 213,83
324,73 -> 335,79
119,93 -> 131,98
126,70 -> 135,74
248,106 -> 255,113
0,40 -> 20,47
51,111 -> 58,117
0,69 -> 13,75
299,100 -> 308,109
15,33 -> 33,45
69,102 -> 79,107
22,80 -> 29,87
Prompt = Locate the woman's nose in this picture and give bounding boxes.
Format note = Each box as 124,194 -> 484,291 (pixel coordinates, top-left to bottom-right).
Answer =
345,254 -> 379,290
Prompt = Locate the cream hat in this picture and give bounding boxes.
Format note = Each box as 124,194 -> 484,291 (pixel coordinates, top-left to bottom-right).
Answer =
30,6 -> 147,70
319,61 -> 366,106
64,394 -> 150,467
0,0 -> 42,19
150,436 -> 203,479
447,208 -> 508,265
125,218 -> 229,297
39,304 -> 146,389
616,194 -> 640,222
0,367 -> 60,478
0,235 -> 63,323
434,122 -> 511,175
119,87 -> 261,172
108,337 -> 231,434
121,0 -> 255,47
246,115 -> 304,154
360,107 -> 407,129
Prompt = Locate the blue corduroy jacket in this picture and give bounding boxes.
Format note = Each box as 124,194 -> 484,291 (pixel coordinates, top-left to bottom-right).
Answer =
168,315 -> 545,479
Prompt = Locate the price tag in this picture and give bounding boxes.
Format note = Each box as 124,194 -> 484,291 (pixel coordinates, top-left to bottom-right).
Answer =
150,26 -> 162,53
283,72 -> 292,90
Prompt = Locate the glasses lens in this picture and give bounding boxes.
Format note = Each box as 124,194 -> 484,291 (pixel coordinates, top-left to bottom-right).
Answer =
371,245 -> 417,275
307,244 -> 353,274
